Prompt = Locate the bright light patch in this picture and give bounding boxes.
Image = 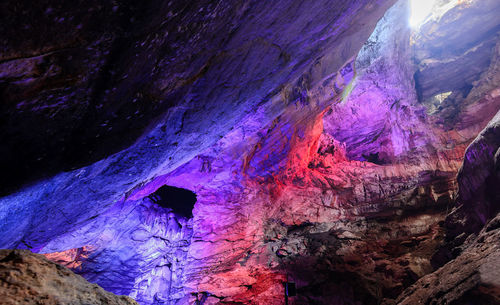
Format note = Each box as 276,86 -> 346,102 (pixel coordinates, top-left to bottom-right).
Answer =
434,91 -> 452,103
409,0 -> 439,28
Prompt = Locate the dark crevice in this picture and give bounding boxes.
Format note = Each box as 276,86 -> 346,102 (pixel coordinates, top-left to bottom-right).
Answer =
148,185 -> 197,218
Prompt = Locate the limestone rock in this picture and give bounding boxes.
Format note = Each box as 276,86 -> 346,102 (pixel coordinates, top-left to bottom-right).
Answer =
0,0 -> 500,304
0,249 -> 138,305
413,0 -> 500,102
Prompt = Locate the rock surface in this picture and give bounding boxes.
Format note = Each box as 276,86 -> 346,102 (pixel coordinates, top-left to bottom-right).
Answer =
413,0 -> 500,101
448,109 -> 500,236
0,249 -> 138,305
33,2 -> 470,304
413,0 -> 500,131
0,0 -> 397,252
0,0 -> 500,304
42,197 -> 194,304
393,213 -> 500,305
393,96 -> 500,305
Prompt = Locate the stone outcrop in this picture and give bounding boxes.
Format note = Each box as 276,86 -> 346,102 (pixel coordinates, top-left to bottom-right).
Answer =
0,249 -> 138,305
448,110 -> 500,236
431,109 -> 500,268
413,0 -> 500,131
391,101 -> 500,305
413,0 -> 500,102
32,3 -> 467,304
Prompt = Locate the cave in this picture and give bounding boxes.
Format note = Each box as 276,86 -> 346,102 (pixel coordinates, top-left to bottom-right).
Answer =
1,0 -> 500,304
149,185 -> 197,218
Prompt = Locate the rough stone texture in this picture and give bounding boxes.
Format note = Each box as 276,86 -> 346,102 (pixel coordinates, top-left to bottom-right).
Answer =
393,99 -> 500,305
0,0 -> 397,196
413,0 -> 500,101
0,0 -> 163,194
324,0 -> 436,165
453,109 -> 500,231
34,3 -> 467,304
0,249 -> 138,305
434,109 -> 500,267
392,213 -> 500,305
42,198 -> 193,304
0,0 -> 500,304
413,0 -> 500,130
0,0 -> 397,251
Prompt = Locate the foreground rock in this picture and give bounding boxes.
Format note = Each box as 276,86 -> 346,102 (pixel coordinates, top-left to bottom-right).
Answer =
392,214 -> 500,305
0,249 -> 138,305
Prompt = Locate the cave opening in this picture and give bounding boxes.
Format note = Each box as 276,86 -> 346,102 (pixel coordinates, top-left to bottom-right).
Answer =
148,185 -> 197,218
409,0 -> 438,28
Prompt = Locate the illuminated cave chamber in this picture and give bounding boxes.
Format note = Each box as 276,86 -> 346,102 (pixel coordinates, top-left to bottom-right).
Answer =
0,0 -> 500,304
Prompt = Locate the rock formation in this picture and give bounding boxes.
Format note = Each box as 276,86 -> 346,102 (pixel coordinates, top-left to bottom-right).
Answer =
0,249 -> 138,305
394,111 -> 500,304
394,214 -> 500,305
0,0 -> 499,304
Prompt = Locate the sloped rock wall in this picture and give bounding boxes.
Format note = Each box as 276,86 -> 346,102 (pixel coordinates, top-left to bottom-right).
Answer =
394,111 -> 500,304
0,0 -> 397,253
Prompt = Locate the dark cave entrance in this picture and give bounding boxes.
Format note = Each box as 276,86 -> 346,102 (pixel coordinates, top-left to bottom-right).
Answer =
149,185 -> 197,218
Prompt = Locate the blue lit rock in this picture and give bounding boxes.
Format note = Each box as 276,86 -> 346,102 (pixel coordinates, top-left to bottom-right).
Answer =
42,198 -> 193,304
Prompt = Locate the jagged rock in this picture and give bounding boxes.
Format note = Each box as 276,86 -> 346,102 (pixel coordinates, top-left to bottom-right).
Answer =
0,249 -> 138,305
446,109 -> 500,238
41,197 -> 193,304
413,0 -> 500,135
393,214 -> 500,305
0,0 -> 397,253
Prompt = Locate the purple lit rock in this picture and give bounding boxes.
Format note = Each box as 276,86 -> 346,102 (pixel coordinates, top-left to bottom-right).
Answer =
0,0 -> 397,252
41,197 -> 193,304
446,109 -> 500,238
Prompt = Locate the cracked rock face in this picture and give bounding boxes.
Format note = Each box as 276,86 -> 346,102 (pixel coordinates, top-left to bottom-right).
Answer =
391,108 -> 500,304
0,0 -> 396,252
413,0 -> 500,129
1,0 -> 500,304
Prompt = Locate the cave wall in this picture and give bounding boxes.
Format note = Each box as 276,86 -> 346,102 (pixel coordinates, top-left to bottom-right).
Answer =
1,0 -> 500,304
43,198 -> 193,304
394,110 -> 500,305
0,0 -> 401,303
